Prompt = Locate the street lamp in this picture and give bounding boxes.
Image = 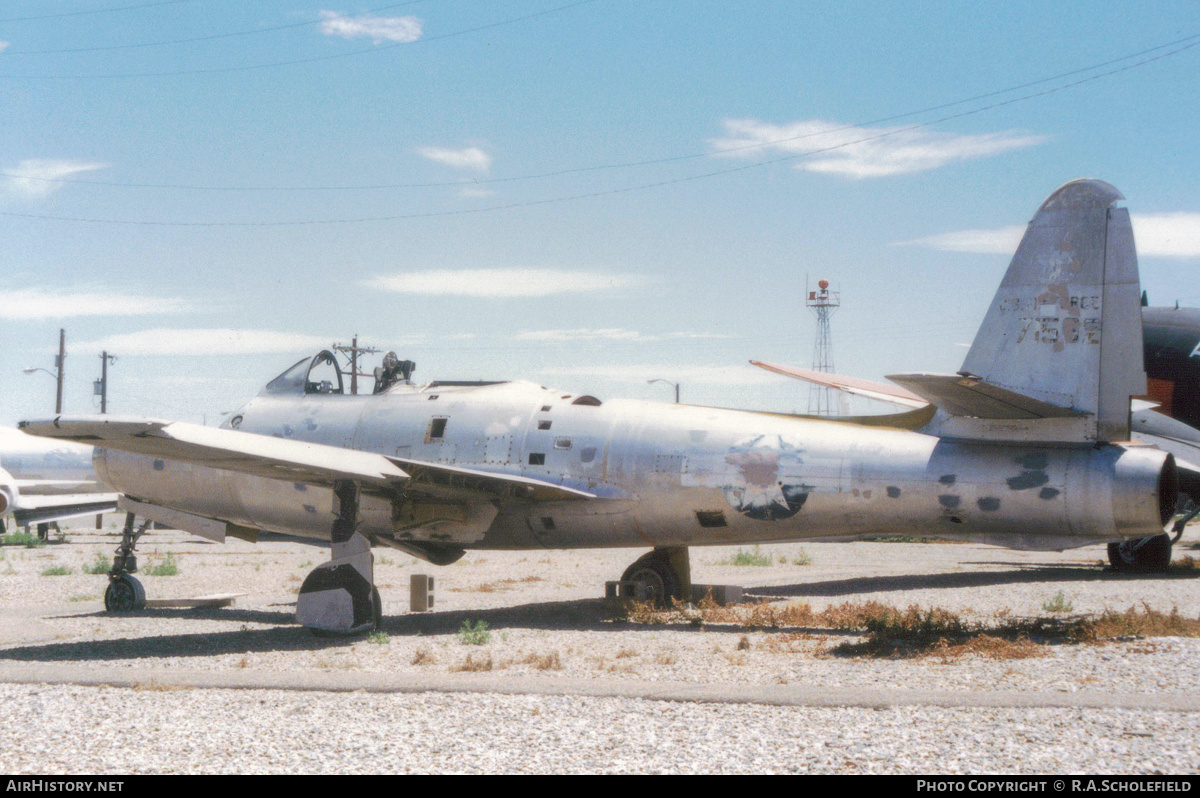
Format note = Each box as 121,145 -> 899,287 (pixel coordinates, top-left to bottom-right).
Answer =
23,329 -> 67,413
647,378 -> 680,404
23,366 -> 63,414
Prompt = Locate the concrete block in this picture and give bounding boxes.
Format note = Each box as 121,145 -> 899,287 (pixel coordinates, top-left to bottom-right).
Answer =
691,584 -> 743,606
410,574 -> 435,612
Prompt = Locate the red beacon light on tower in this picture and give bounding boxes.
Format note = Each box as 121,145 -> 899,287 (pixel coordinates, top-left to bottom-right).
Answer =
808,278 -> 837,305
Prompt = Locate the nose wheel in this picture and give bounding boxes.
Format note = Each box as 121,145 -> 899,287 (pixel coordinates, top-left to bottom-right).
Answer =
104,573 -> 146,612
103,512 -> 150,612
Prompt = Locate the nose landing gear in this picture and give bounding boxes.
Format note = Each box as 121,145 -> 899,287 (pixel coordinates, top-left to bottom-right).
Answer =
104,512 -> 148,612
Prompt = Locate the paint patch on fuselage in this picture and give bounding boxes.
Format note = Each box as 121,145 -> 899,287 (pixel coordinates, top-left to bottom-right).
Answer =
1008,451 -> 1051,490
977,497 -> 1001,511
710,434 -> 813,521
938,494 -> 961,508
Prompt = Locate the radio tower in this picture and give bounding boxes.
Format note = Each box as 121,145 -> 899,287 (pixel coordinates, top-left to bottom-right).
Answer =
806,278 -> 841,415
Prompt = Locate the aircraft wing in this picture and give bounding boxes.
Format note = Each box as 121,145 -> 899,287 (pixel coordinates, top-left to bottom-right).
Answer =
750,360 -> 928,408
388,456 -> 595,502
9,492 -> 120,527
19,416 -> 410,491
19,416 -> 594,503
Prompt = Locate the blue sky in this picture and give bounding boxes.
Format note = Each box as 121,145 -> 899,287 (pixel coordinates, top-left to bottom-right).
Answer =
1,0 -> 1198,426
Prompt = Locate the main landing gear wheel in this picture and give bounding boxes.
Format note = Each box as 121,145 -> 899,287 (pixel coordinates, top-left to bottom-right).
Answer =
372,586 -> 382,631
1108,534 -> 1172,574
621,550 -> 681,607
104,574 -> 146,612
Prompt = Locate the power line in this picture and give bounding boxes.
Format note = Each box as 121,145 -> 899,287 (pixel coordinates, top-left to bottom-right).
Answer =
0,0 -> 197,24
4,29 -> 1197,194
0,0 -> 602,79
3,37 -> 1195,229
2,1 -> 438,56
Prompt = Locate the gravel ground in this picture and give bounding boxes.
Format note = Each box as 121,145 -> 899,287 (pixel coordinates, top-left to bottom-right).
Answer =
1,683 -> 1197,774
2,519 -> 1199,773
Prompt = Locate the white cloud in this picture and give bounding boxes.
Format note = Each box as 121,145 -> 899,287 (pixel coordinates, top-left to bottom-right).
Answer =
897,213 -> 1200,257
516,328 -> 735,343
709,118 -> 1044,179
516,328 -> 656,342
1130,213 -> 1200,257
318,11 -> 422,44
417,146 -> 491,172
364,268 -> 645,298
665,331 -> 736,339
897,225 -> 1025,254
4,159 -> 108,199
0,42 -> 9,54
74,329 -> 332,356
458,186 -> 496,199
0,289 -> 190,320
539,364 -> 781,387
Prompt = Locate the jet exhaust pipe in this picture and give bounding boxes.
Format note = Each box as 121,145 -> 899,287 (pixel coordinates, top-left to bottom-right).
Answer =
1108,447 -> 1177,532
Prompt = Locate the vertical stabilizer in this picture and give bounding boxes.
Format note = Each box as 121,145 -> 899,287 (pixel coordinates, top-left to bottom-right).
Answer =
959,179 -> 1146,441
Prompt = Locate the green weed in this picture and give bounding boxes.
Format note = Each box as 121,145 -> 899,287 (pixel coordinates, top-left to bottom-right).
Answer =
1042,591 -> 1074,613
458,619 -> 491,645
83,552 -> 112,575
143,552 -> 179,576
721,547 -> 772,567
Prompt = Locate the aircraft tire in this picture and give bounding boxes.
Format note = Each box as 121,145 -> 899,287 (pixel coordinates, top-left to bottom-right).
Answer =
104,574 -> 146,612
621,552 -> 680,607
371,586 -> 382,631
1107,534 -> 1172,574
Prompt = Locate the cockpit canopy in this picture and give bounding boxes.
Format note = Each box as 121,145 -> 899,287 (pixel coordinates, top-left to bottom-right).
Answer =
261,351 -> 344,396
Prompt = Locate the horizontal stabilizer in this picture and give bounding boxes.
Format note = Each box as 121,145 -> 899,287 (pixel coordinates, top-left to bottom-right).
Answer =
886,373 -> 1086,420
750,361 -> 927,408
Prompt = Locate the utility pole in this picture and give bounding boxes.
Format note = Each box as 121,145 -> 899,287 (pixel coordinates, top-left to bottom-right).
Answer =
332,336 -> 381,395
55,328 -> 66,414
95,351 -> 116,413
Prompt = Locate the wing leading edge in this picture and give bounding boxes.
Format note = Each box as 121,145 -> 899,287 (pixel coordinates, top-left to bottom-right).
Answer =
18,416 -> 594,503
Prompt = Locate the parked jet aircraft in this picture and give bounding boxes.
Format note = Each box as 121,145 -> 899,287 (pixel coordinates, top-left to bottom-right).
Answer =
752,308 -> 1200,574
1144,303 -> 1200,430
0,427 -> 118,536
22,179 -> 1193,633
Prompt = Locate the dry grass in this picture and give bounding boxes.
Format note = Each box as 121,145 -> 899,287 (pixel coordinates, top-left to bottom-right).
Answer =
615,647 -> 638,659
521,651 -> 563,670
1065,604 -> 1200,642
617,596 -> 1200,661
453,576 -> 546,593
130,680 -> 190,692
1170,556 -> 1199,573
411,648 -> 436,666
451,652 -> 494,672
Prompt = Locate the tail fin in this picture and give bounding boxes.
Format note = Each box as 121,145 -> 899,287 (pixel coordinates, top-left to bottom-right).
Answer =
957,179 -> 1146,442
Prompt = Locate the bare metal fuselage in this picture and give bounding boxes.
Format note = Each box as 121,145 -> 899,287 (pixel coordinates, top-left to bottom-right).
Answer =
94,380 -> 1173,554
